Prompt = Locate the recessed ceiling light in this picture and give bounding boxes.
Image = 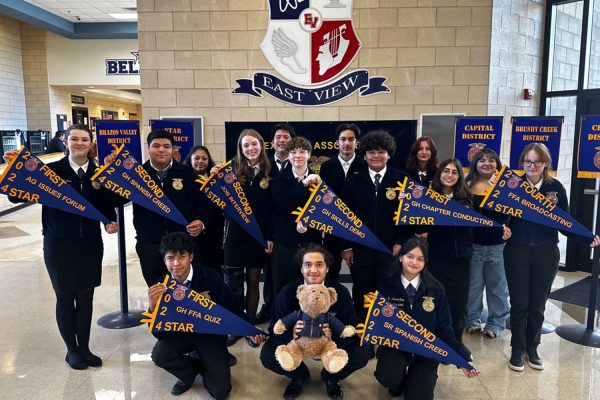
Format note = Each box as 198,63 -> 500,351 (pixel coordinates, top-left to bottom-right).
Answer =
109,13 -> 137,21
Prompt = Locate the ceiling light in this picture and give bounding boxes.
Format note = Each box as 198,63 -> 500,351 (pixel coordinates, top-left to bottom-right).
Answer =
109,13 -> 137,21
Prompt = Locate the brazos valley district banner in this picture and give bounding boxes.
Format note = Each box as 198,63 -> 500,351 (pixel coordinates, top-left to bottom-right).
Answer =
454,116 -> 503,171
356,292 -> 472,370
292,180 -> 390,254
91,144 -> 188,226
141,276 -> 264,336
0,146 -> 109,223
198,161 -> 267,248
479,166 -> 594,239
394,177 -> 500,228
577,115 -> 600,178
96,119 -> 142,165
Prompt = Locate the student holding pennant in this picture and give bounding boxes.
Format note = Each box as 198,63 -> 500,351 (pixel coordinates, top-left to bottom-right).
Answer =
2,124 -> 122,370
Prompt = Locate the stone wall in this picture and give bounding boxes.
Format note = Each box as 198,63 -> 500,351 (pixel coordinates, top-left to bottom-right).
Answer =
0,15 -> 27,131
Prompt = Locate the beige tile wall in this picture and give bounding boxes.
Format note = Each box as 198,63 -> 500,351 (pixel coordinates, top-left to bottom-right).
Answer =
0,15 -> 27,131
137,0 -> 495,161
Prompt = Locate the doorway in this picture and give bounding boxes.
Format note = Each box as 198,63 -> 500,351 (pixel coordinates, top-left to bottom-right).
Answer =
72,107 -> 89,126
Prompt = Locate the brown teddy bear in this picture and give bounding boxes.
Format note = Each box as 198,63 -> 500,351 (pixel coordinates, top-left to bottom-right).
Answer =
273,284 -> 356,373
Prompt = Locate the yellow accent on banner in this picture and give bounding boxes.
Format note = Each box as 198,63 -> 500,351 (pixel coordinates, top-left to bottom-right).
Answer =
199,159 -> 232,191
91,144 -> 125,181
393,177 -> 408,225
578,171 -> 600,178
0,145 -> 25,184
479,166 -> 505,208
292,180 -> 322,223
141,275 -> 170,333
358,291 -> 378,347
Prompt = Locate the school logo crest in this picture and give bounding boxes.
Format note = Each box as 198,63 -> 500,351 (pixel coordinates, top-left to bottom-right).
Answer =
233,0 -> 389,105
323,191 -> 334,204
412,185 -> 424,199
24,158 -> 39,171
594,146 -> 600,169
224,173 -> 235,184
507,176 -> 520,189
545,191 -> 558,205
382,303 -> 395,317
123,156 -> 135,170
467,143 -> 486,161
173,285 -> 188,301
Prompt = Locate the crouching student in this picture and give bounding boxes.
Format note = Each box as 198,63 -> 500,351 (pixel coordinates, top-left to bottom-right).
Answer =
373,238 -> 479,400
260,243 -> 369,400
147,232 -> 266,399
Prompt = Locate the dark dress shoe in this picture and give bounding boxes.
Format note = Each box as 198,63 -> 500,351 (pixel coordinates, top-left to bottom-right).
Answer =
171,380 -> 193,396
65,351 -> 87,370
80,349 -> 102,367
228,352 -> 238,366
283,374 -> 309,400
321,370 -> 343,399
227,335 -> 242,347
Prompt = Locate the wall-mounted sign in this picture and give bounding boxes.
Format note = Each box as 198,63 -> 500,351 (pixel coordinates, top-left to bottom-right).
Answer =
106,51 -> 139,75
233,0 -> 389,106
71,95 -> 85,104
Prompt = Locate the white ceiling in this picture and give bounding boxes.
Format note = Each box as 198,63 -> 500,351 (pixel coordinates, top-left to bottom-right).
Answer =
25,0 -> 136,23
56,85 -> 141,104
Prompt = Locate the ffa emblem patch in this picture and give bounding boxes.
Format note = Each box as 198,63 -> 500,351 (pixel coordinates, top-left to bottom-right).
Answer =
412,185 -> 424,199
24,158 -> 39,171
308,155 -> 329,174
323,191 -> 334,204
594,147 -> 600,169
385,187 -> 396,200
123,156 -> 135,170
422,296 -> 435,312
92,181 -> 102,190
173,285 -> 188,301
224,173 -> 235,184
260,177 -> 270,189
545,191 -> 558,205
382,303 -> 395,317
507,177 -> 519,189
199,290 -> 211,300
172,178 -> 184,190
467,143 -> 486,161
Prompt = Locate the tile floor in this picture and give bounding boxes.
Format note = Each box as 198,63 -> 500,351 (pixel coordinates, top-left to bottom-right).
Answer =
1,204 -> 600,399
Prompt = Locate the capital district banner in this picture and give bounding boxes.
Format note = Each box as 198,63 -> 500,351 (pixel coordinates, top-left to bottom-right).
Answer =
150,119 -> 195,163
454,116 -> 503,171
91,144 -> 189,226
509,116 -> 562,174
0,147 -> 110,223
291,180 -> 390,254
356,292 -> 472,370
393,177 -> 500,228
479,166 -> 594,239
198,161 -> 267,248
577,115 -> 600,178
141,276 -> 264,336
96,119 -> 142,164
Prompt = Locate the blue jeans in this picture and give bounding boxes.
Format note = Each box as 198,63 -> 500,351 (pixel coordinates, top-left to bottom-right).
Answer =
466,243 -> 509,335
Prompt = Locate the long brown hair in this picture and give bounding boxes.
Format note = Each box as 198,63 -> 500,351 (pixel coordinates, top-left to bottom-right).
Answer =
431,158 -> 472,207
66,124 -> 96,162
519,142 -> 554,183
406,136 -> 438,172
234,129 -> 271,184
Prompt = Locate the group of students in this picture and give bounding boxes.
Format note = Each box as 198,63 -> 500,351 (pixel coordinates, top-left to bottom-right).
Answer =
3,121 -> 599,400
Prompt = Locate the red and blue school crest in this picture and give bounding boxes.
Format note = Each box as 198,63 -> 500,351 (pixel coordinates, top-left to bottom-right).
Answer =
123,156 -> 135,170
323,191 -> 334,204
412,185 -> 424,199
382,303 -> 395,317
233,0 -> 389,105
507,177 -> 520,189
173,285 -> 188,301
24,158 -> 39,171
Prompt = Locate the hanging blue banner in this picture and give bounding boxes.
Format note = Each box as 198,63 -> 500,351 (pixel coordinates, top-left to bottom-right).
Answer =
141,276 -> 264,336
577,115 -> 600,178
96,120 -> 142,165
510,116 -> 562,173
479,166 -> 594,239
198,161 -> 267,248
91,144 -> 189,226
0,146 -> 109,223
356,292 -> 473,370
393,177 -> 500,228
454,116 -> 503,171
291,180 -> 390,254
150,119 -> 195,163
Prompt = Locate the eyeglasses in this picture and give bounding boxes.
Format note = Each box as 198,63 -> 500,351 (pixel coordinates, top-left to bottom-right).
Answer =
523,160 -> 544,167
441,168 -> 459,176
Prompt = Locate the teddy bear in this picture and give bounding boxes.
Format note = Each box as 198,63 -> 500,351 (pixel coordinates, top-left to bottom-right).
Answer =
273,284 -> 356,374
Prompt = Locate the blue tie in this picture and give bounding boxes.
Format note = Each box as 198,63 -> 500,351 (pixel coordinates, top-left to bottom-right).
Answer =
406,283 -> 416,306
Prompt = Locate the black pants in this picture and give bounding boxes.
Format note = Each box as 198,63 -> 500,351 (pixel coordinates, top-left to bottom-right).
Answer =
375,347 -> 439,400
271,242 -> 302,297
428,256 -> 471,346
260,337 -> 369,383
152,334 -> 231,400
136,241 -> 168,286
260,256 -> 275,317
350,247 -> 396,321
504,243 -> 559,350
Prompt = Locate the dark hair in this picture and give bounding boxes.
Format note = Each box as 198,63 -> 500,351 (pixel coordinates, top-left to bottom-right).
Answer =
182,145 -> 216,175
431,158 -> 472,207
159,232 -> 195,258
295,243 -> 333,269
234,129 -> 271,184
406,136 -> 438,172
359,130 -> 396,157
395,237 -> 444,293
147,129 -> 174,146
54,130 -> 65,138
465,147 -> 502,188
286,136 -> 312,153
335,123 -> 360,139
519,142 -> 554,183
66,124 -> 95,161
271,123 -> 296,138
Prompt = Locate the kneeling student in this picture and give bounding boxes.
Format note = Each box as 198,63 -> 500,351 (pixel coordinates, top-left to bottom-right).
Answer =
147,232 -> 265,398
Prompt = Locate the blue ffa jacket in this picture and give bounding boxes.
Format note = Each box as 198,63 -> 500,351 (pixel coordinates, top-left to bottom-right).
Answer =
280,310 -> 347,339
133,160 -> 211,243
378,271 -> 471,361
319,156 -> 367,195
508,177 -> 573,246
269,277 -> 358,348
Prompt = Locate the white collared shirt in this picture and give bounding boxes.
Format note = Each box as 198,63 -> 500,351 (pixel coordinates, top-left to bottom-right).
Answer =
275,156 -> 287,171
293,168 -> 309,181
368,167 -> 387,185
527,178 -> 543,190
338,154 -> 355,177
401,274 -> 421,291
68,158 -> 89,175
172,265 -> 194,286
150,159 -> 173,172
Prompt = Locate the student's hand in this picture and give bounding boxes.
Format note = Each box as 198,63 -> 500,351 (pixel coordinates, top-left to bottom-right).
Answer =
187,220 -> 204,237
341,249 -> 354,266
302,174 -> 321,187
2,149 -> 18,164
488,173 -> 499,186
365,292 -> 377,301
147,283 -> 166,312
591,235 -> 600,248
247,332 -> 267,346
502,225 -> 512,241
296,220 -> 308,234
461,363 -> 479,378
392,244 -> 402,257
322,323 -> 332,339
103,151 -> 117,166
293,320 -> 304,339
210,164 -> 224,175
104,221 -> 119,234
397,191 -> 407,199
265,240 -> 274,254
